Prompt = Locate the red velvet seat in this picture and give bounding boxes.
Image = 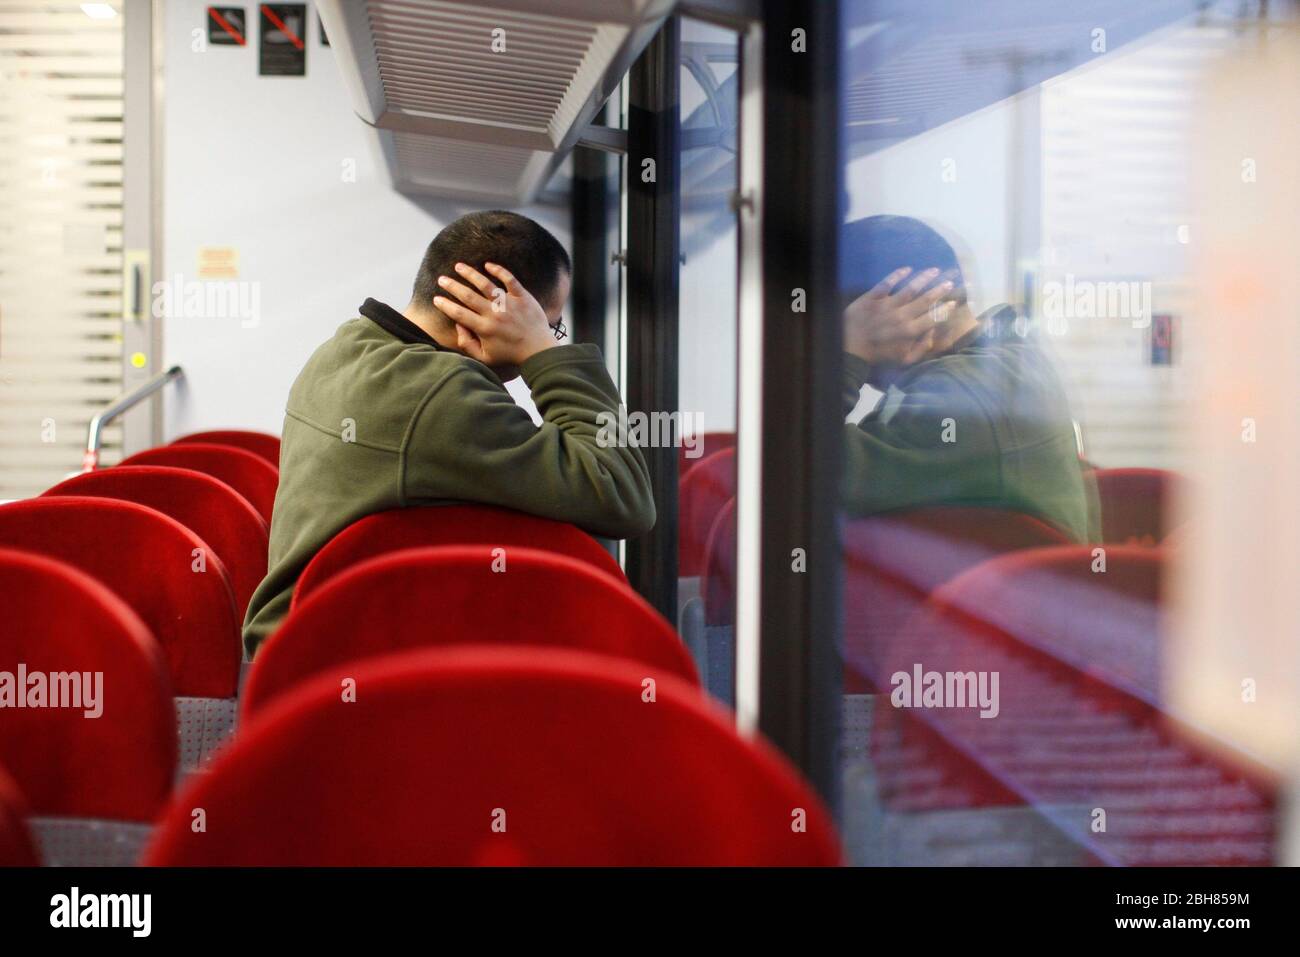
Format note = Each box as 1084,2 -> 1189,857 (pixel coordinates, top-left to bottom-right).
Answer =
0,498 -> 241,698
1090,467 -> 1186,546
247,545 -> 695,717
0,764 -> 39,866
147,647 -> 840,866
921,544 -> 1164,696
893,546 -> 1271,865
43,465 -> 269,618
841,507 -> 1070,686
292,504 -> 625,610
119,443 -> 277,523
173,429 -> 281,468
0,548 -> 176,821
679,447 -> 736,576
678,431 -> 735,477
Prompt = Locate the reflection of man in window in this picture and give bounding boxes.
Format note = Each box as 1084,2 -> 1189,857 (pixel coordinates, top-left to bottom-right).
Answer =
840,215 -> 1096,542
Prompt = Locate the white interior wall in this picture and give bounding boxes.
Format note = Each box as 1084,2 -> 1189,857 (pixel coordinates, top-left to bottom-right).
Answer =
160,0 -> 563,437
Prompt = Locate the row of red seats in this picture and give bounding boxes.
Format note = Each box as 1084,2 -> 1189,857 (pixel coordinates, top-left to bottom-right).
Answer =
678,440 -> 1189,579
0,430 -> 841,865
688,467 -> 1270,864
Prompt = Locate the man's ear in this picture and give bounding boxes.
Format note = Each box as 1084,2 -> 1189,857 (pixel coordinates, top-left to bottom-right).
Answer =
455,322 -> 486,361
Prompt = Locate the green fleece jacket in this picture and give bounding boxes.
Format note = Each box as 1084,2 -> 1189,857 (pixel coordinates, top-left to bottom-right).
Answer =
242,303 -> 655,656
841,317 -> 1098,542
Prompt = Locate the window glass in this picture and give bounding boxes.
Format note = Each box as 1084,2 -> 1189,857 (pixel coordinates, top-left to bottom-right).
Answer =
836,0 -> 1294,866
677,17 -> 740,708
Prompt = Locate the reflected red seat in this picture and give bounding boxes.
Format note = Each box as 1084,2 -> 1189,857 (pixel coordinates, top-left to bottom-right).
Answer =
679,447 -> 736,577
173,429 -> 280,468
119,443 -> 277,523
292,504 -> 624,610
148,647 -> 840,866
678,431 -> 735,477
921,544 -> 1164,696
0,498 -> 241,698
0,548 -> 176,821
248,545 -> 695,717
893,545 -> 1272,865
43,465 -> 269,618
0,765 -> 38,866
1090,467 -> 1185,545
841,506 -> 1070,685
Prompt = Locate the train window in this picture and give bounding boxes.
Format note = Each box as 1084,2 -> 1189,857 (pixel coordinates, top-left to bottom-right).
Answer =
836,0 -> 1285,865
676,16 -> 741,708
0,1 -> 130,494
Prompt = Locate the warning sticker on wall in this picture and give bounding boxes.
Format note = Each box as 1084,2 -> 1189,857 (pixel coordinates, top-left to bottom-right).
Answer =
197,247 -> 240,280
258,3 -> 307,76
207,7 -> 247,46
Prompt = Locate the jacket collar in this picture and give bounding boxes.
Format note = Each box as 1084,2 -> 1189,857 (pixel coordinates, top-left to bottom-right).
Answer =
359,298 -> 443,349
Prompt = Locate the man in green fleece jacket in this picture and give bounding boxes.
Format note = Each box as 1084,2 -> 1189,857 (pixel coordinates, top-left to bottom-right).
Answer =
242,211 -> 655,655
839,215 -> 1096,542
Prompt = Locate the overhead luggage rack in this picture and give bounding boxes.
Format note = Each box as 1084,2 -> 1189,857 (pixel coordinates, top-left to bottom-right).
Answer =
319,0 -> 674,202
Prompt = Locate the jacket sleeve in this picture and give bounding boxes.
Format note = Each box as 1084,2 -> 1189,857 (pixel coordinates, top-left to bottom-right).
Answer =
401,344 -> 656,539
841,367 -> 1001,517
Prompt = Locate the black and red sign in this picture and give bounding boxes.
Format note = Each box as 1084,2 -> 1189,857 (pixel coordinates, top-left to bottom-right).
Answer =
207,6 -> 247,46
258,3 -> 307,76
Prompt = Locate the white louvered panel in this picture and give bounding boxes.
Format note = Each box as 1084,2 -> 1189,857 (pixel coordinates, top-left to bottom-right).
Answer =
0,0 -> 124,498
386,129 -> 550,198
1039,21 -> 1237,470
363,0 -> 612,138
0,74 -> 120,91
320,0 -> 668,202
3,338 -> 123,360
0,273 -> 121,293
0,316 -> 121,335
0,55 -> 123,73
0,381 -> 122,403
0,102 -> 124,121
0,117 -> 123,136
0,142 -> 123,161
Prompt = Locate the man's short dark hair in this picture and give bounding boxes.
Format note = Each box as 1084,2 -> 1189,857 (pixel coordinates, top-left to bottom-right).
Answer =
412,210 -> 571,316
839,214 -> 965,303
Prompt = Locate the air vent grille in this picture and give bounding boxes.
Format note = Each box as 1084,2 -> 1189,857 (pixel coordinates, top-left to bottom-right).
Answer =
319,0 -> 669,202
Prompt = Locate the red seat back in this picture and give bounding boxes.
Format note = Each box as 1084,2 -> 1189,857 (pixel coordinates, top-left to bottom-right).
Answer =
841,507 -> 1070,684
0,498 -> 241,698
149,647 -> 840,865
678,431 -> 735,477
119,443 -> 278,523
43,465 -> 269,618
173,429 -> 281,467
1091,467 -> 1185,545
0,765 -> 39,866
247,545 -> 695,717
923,544 -> 1164,696
679,447 -> 737,576
0,548 -> 176,820
292,504 -> 624,610
884,546 -> 1272,865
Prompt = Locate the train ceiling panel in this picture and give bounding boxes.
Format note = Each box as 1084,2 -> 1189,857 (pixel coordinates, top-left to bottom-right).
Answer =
845,0 -> 1207,154
319,0 -> 673,203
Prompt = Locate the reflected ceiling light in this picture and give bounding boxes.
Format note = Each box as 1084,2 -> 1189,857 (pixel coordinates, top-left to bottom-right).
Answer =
80,3 -> 117,19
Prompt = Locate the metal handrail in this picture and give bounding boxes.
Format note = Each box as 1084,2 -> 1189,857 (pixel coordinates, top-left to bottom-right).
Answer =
83,365 -> 184,471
